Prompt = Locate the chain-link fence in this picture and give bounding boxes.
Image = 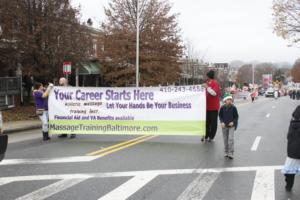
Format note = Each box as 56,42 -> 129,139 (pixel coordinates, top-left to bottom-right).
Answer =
0,77 -> 21,108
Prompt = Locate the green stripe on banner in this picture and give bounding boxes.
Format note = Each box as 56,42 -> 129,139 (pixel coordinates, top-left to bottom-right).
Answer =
49,120 -> 205,136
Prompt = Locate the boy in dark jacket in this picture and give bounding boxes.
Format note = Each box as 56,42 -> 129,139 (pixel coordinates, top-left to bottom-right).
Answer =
219,94 -> 239,159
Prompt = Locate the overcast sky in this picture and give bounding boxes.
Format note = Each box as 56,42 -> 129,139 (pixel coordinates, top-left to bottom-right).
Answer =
72,0 -> 299,64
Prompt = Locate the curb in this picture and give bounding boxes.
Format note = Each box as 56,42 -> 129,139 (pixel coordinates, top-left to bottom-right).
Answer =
3,125 -> 42,134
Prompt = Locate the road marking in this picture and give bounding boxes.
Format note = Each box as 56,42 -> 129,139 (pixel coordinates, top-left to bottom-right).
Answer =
86,135 -> 150,156
0,166 -> 282,200
0,156 -> 98,166
15,178 -> 86,200
0,166 -> 283,183
251,136 -> 262,151
1,136 -> 157,166
251,169 -> 275,200
99,174 -> 157,200
266,113 -> 271,118
177,172 -> 219,200
94,135 -> 157,157
8,132 -> 41,144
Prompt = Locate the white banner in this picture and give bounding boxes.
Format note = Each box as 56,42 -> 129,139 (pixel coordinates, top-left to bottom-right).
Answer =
48,85 -> 206,136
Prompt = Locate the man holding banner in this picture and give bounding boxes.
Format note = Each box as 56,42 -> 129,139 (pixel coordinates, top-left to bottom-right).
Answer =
202,70 -> 221,142
57,77 -> 76,139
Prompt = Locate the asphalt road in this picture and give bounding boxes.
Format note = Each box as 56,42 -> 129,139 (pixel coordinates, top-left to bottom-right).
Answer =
0,96 -> 299,200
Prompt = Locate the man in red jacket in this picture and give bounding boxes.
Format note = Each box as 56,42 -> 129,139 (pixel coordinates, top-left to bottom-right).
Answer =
202,70 -> 221,142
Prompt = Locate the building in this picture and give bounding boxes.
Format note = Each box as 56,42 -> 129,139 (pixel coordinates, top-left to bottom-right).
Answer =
179,57 -> 209,85
71,24 -> 104,87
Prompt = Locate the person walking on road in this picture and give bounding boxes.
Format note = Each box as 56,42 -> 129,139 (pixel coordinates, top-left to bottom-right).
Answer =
202,70 -> 221,142
0,108 -> 8,162
33,82 -> 53,141
292,90 -> 296,100
282,105 -> 300,191
219,94 -> 239,159
251,90 -> 256,103
57,77 -> 76,139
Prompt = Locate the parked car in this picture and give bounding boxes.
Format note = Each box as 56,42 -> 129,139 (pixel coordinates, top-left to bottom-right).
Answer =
258,88 -> 265,96
265,88 -> 275,97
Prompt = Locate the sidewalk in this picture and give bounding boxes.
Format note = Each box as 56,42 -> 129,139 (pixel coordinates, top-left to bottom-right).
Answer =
3,120 -> 42,134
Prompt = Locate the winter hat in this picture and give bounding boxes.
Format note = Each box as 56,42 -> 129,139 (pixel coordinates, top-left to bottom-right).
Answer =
223,93 -> 233,102
292,105 -> 300,120
206,70 -> 215,79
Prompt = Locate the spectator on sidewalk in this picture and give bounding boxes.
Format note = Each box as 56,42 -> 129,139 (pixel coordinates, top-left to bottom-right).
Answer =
202,70 -> 221,142
282,105 -> 300,192
219,94 -> 239,159
23,74 -> 34,104
57,77 -> 76,139
0,110 -> 2,134
33,82 -> 53,141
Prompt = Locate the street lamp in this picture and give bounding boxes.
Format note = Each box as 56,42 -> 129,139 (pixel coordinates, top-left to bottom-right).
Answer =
136,0 -> 140,87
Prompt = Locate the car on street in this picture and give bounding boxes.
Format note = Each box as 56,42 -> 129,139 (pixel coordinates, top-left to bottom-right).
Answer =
265,87 -> 275,97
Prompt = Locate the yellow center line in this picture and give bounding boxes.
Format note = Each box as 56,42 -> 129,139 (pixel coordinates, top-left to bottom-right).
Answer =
86,135 -> 152,156
94,135 -> 158,158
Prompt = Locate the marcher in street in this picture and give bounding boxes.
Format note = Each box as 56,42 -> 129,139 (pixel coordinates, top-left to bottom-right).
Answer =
33,82 -> 53,141
292,90 -> 296,100
0,108 -> 8,162
282,105 -> 300,192
219,94 -> 239,159
57,77 -> 76,139
202,70 -> 221,142
251,90 -> 256,103
274,90 -> 279,99
296,90 -> 300,100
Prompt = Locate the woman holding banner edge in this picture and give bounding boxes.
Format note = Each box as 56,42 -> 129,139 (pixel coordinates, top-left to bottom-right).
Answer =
33,82 -> 53,141
202,70 -> 221,142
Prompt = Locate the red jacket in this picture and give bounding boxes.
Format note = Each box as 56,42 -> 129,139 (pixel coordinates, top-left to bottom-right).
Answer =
206,79 -> 221,111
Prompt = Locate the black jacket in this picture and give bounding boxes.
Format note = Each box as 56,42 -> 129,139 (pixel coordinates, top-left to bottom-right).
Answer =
219,104 -> 239,129
287,119 -> 300,159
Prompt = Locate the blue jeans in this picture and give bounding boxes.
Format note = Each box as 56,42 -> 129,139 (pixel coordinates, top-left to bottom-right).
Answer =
222,127 -> 235,154
39,111 -> 49,132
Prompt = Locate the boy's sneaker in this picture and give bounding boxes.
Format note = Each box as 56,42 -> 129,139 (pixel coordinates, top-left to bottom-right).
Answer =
228,154 -> 234,159
224,153 -> 228,158
201,137 -> 207,142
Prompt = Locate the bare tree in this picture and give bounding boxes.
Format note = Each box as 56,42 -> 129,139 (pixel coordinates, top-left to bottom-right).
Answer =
273,0 -> 300,46
291,58 -> 300,82
100,0 -> 183,86
0,0 -> 94,79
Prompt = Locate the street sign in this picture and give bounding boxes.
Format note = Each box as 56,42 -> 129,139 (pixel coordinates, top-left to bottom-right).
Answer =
213,63 -> 229,70
63,62 -> 72,75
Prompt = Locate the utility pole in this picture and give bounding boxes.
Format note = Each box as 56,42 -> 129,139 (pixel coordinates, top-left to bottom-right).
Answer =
136,0 -> 140,87
252,64 -> 255,86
